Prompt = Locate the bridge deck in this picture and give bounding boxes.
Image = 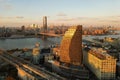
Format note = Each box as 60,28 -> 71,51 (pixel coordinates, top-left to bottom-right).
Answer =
39,33 -> 64,37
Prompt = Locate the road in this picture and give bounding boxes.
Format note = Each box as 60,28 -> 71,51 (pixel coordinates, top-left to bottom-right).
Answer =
0,50 -> 66,80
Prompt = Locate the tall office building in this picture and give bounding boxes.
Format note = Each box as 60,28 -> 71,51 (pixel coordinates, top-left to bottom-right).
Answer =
60,25 -> 82,66
43,16 -> 47,33
87,48 -> 116,80
21,25 -> 25,32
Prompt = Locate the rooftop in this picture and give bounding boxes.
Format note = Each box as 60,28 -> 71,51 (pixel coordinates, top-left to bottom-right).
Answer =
89,48 -> 115,60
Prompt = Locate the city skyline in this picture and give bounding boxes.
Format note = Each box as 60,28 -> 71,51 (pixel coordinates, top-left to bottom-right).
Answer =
0,0 -> 120,27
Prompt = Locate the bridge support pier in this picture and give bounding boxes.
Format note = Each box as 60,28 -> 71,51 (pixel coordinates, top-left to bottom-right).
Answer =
42,35 -> 47,40
17,67 -> 36,80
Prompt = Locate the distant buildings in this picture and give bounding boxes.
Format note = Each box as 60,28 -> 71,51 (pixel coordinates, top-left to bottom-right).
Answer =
60,25 -> 82,66
0,27 -> 12,37
43,16 -> 47,33
82,26 -> 117,35
86,48 -> 116,80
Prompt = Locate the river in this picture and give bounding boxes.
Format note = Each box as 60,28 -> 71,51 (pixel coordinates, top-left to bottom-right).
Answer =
0,34 -> 120,50
0,37 -> 62,50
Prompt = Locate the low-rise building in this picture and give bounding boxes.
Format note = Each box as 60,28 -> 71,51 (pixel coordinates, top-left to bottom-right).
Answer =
31,43 -> 40,64
87,48 -> 116,80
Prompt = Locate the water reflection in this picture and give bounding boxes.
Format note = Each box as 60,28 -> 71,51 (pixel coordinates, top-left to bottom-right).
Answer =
0,37 -> 62,50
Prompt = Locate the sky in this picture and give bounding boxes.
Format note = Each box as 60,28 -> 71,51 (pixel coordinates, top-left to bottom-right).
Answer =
0,0 -> 120,27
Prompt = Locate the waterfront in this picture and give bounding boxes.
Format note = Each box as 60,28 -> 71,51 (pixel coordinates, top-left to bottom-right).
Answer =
0,34 -> 120,50
83,34 -> 120,39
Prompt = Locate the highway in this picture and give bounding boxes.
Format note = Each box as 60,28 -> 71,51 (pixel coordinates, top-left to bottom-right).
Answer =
0,50 -> 66,80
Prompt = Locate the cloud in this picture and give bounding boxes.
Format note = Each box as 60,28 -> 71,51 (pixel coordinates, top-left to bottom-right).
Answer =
102,15 -> 120,20
76,17 -> 99,20
108,15 -> 120,18
0,0 -> 13,10
0,0 -> 12,3
16,16 -> 24,19
56,13 -> 67,16
57,15 -> 120,22
0,0 -> 5,2
110,20 -> 120,23
57,17 -> 99,21
99,15 -> 120,23
0,16 -> 4,18
100,20 -> 120,23
0,16 -> 24,19
57,18 -> 75,21
3,4 -> 13,10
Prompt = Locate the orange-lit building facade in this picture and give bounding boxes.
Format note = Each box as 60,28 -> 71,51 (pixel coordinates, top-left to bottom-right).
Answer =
60,25 -> 82,66
88,48 -> 116,80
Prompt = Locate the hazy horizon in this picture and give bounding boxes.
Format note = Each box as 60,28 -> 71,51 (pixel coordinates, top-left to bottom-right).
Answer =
0,0 -> 120,27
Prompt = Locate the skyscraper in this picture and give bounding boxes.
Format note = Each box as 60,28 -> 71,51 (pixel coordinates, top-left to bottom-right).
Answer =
60,25 -> 82,66
43,16 -> 47,33
21,25 -> 25,32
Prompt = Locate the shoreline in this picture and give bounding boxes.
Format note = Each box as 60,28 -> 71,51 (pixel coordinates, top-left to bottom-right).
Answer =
0,34 -> 120,40
0,36 -> 41,39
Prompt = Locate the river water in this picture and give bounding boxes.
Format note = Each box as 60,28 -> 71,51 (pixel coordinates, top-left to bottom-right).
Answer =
0,37 -> 62,50
0,34 -> 120,50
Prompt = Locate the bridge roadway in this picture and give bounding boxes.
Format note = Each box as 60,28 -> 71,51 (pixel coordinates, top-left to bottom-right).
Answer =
0,51 -> 66,80
39,33 -> 64,37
